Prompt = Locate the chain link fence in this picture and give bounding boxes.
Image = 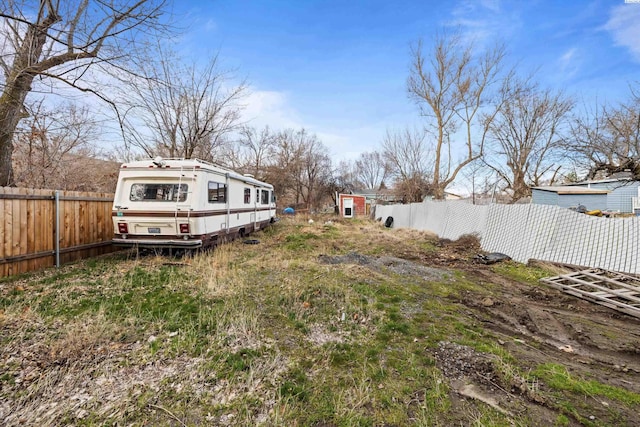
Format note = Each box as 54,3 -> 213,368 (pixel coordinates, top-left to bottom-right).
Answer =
375,201 -> 640,274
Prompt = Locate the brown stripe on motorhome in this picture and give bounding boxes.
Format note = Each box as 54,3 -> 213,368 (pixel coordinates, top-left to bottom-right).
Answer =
116,222 -> 265,240
112,219 -> 273,248
111,207 -> 274,218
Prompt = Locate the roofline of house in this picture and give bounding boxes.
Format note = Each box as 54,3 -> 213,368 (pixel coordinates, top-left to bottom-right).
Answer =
533,186 -> 610,195
568,177 -> 635,185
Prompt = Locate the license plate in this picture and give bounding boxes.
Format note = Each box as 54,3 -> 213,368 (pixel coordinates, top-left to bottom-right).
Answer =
148,227 -> 161,234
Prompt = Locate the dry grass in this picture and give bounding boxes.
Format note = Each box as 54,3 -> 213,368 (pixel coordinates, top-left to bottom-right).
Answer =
1,216 -> 639,426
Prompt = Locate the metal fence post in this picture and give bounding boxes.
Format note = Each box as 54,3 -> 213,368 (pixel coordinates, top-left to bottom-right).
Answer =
55,190 -> 60,268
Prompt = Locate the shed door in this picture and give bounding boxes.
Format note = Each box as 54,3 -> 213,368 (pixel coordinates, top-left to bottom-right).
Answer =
343,198 -> 354,218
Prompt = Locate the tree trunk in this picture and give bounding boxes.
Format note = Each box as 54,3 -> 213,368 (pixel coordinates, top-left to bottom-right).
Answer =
432,184 -> 445,200
0,84 -> 32,186
511,169 -> 530,202
0,6 -> 57,186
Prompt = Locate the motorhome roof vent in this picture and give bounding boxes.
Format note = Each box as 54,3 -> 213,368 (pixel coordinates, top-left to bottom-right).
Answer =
152,156 -> 166,167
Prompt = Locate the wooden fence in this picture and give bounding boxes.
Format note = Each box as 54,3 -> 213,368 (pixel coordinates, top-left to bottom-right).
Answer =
0,187 -> 116,278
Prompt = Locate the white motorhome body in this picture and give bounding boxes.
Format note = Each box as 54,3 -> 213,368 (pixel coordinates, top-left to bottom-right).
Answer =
112,158 -> 276,249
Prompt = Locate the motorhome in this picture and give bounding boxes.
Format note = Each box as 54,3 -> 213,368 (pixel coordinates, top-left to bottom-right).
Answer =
112,157 -> 276,250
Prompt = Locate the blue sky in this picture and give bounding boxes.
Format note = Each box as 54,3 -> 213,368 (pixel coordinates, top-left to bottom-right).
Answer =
172,0 -> 640,162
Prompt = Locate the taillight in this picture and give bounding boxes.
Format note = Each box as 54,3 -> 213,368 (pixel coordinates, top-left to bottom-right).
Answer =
179,223 -> 190,234
118,223 -> 128,234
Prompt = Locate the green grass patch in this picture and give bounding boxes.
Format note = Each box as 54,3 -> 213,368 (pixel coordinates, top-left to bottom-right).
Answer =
328,342 -> 359,367
284,232 -> 320,251
532,363 -> 640,406
419,240 -> 439,253
279,367 -> 310,402
491,262 -> 554,284
216,348 -> 264,377
36,266 -> 209,332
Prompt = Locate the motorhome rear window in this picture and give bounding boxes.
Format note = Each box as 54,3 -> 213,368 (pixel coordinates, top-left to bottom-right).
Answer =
261,189 -> 269,204
208,181 -> 227,203
130,183 -> 188,202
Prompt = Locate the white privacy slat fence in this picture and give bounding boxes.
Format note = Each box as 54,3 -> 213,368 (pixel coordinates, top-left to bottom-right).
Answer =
375,201 -> 640,274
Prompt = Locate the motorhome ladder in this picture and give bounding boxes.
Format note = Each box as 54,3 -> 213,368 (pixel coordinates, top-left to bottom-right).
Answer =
540,269 -> 640,319
175,163 -> 197,223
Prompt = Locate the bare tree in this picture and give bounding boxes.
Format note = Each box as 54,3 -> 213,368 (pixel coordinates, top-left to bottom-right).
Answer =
231,125 -> 276,179
267,128 -> 305,205
460,159 -> 497,204
266,128 -> 333,211
301,137 -> 333,211
407,31 -> 505,199
485,76 -> 574,202
0,0 -> 170,186
327,160 -> 358,204
12,99 -> 118,190
354,151 -> 390,190
12,100 -> 95,187
382,127 -> 433,202
569,87 -> 640,179
122,48 -> 247,161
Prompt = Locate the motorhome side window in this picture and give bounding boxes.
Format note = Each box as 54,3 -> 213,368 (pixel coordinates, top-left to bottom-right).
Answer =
130,183 -> 188,202
208,181 -> 227,203
261,189 -> 269,204
244,188 -> 251,204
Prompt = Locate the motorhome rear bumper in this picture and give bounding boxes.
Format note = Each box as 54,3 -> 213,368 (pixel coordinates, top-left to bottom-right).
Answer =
112,237 -> 203,249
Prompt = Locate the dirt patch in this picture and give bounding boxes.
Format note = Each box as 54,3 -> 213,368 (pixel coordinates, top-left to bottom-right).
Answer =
318,246 -> 640,398
432,266 -> 640,425
306,323 -> 346,346
463,269 -> 640,373
318,252 -> 447,281
438,234 -> 482,253
433,341 -> 498,382
360,228 -> 640,425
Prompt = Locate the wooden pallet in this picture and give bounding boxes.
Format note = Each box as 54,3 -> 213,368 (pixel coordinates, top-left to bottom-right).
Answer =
540,269 -> 640,319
